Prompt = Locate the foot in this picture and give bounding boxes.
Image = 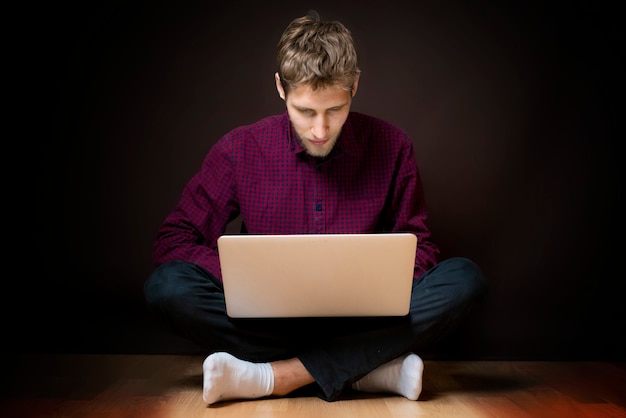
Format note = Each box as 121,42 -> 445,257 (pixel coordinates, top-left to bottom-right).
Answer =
352,353 -> 424,400
202,352 -> 274,404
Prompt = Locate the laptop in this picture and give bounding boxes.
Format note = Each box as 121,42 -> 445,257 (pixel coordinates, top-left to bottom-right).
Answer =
217,233 -> 417,318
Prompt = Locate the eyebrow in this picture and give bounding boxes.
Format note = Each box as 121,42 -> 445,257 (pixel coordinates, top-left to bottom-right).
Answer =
294,103 -> 348,112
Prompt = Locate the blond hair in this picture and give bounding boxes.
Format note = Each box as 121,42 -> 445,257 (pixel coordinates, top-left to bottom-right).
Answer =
276,10 -> 360,94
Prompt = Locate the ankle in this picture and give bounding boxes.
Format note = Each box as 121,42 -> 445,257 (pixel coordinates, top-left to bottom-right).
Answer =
270,359 -> 315,396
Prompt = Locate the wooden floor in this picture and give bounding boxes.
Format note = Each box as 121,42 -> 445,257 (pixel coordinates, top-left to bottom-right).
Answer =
1,354 -> 625,418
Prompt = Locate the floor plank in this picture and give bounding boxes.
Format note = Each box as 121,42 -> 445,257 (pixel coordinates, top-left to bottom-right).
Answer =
1,354 -> 625,417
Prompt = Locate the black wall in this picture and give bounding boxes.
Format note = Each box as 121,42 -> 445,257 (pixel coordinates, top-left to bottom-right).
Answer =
9,1 -> 624,359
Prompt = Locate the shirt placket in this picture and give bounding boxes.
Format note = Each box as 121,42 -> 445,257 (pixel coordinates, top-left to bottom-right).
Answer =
313,163 -> 325,233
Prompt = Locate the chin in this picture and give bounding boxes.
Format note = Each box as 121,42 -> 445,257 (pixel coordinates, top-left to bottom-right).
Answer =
306,147 -> 332,158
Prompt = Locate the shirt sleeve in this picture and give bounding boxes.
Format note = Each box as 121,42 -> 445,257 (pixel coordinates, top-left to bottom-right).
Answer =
152,136 -> 238,280
391,138 -> 440,278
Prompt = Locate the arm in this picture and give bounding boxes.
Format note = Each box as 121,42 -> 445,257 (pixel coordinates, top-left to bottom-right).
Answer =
152,137 -> 238,281
390,139 -> 440,278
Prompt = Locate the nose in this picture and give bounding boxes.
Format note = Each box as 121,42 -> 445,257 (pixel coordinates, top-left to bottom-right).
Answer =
311,114 -> 329,139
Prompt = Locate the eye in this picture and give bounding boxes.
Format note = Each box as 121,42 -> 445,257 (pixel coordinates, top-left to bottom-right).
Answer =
327,106 -> 344,115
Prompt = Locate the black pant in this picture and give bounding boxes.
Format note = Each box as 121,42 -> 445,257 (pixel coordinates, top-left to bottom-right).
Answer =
145,257 -> 486,401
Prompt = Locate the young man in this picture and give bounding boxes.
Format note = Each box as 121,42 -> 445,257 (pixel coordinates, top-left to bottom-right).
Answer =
145,11 -> 486,404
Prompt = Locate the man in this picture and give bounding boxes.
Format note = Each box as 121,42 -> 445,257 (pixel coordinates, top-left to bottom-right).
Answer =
145,10 -> 486,404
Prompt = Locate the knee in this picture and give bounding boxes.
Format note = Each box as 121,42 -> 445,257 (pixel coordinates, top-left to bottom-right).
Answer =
446,257 -> 487,304
429,257 -> 487,308
144,261 -> 194,311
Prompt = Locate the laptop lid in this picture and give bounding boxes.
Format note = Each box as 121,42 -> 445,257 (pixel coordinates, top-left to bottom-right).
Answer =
217,233 -> 417,318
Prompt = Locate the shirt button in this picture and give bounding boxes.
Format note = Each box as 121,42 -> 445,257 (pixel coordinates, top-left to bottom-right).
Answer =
316,204 -> 322,211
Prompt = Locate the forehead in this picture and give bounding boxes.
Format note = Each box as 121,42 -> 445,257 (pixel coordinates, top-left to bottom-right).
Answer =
287,84 -> 351,110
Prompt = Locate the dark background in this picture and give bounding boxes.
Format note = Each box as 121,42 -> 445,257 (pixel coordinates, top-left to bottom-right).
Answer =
9,1 -> 624,360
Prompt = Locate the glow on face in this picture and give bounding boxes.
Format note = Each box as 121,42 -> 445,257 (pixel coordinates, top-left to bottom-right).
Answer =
285,84 -> 353,157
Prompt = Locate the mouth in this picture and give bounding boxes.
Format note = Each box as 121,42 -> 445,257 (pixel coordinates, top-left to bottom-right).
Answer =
308,139 -> 329,146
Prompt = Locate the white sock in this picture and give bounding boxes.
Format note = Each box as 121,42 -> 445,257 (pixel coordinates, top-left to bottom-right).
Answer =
202,352 -> 274,404
352,353 -> 424,400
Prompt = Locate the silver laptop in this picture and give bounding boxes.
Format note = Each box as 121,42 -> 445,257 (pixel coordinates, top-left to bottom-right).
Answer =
217,233 -> 417,318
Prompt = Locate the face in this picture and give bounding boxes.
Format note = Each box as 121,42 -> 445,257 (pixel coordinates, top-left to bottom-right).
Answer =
276,74 -> 358,158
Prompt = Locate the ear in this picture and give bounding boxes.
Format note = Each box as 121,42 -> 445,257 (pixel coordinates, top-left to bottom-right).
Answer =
275,72 -> 286,100
351,74 -> 360,97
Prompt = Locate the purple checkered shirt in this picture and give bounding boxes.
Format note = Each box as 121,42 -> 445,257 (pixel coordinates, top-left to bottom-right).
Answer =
153,111 -> 440,281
